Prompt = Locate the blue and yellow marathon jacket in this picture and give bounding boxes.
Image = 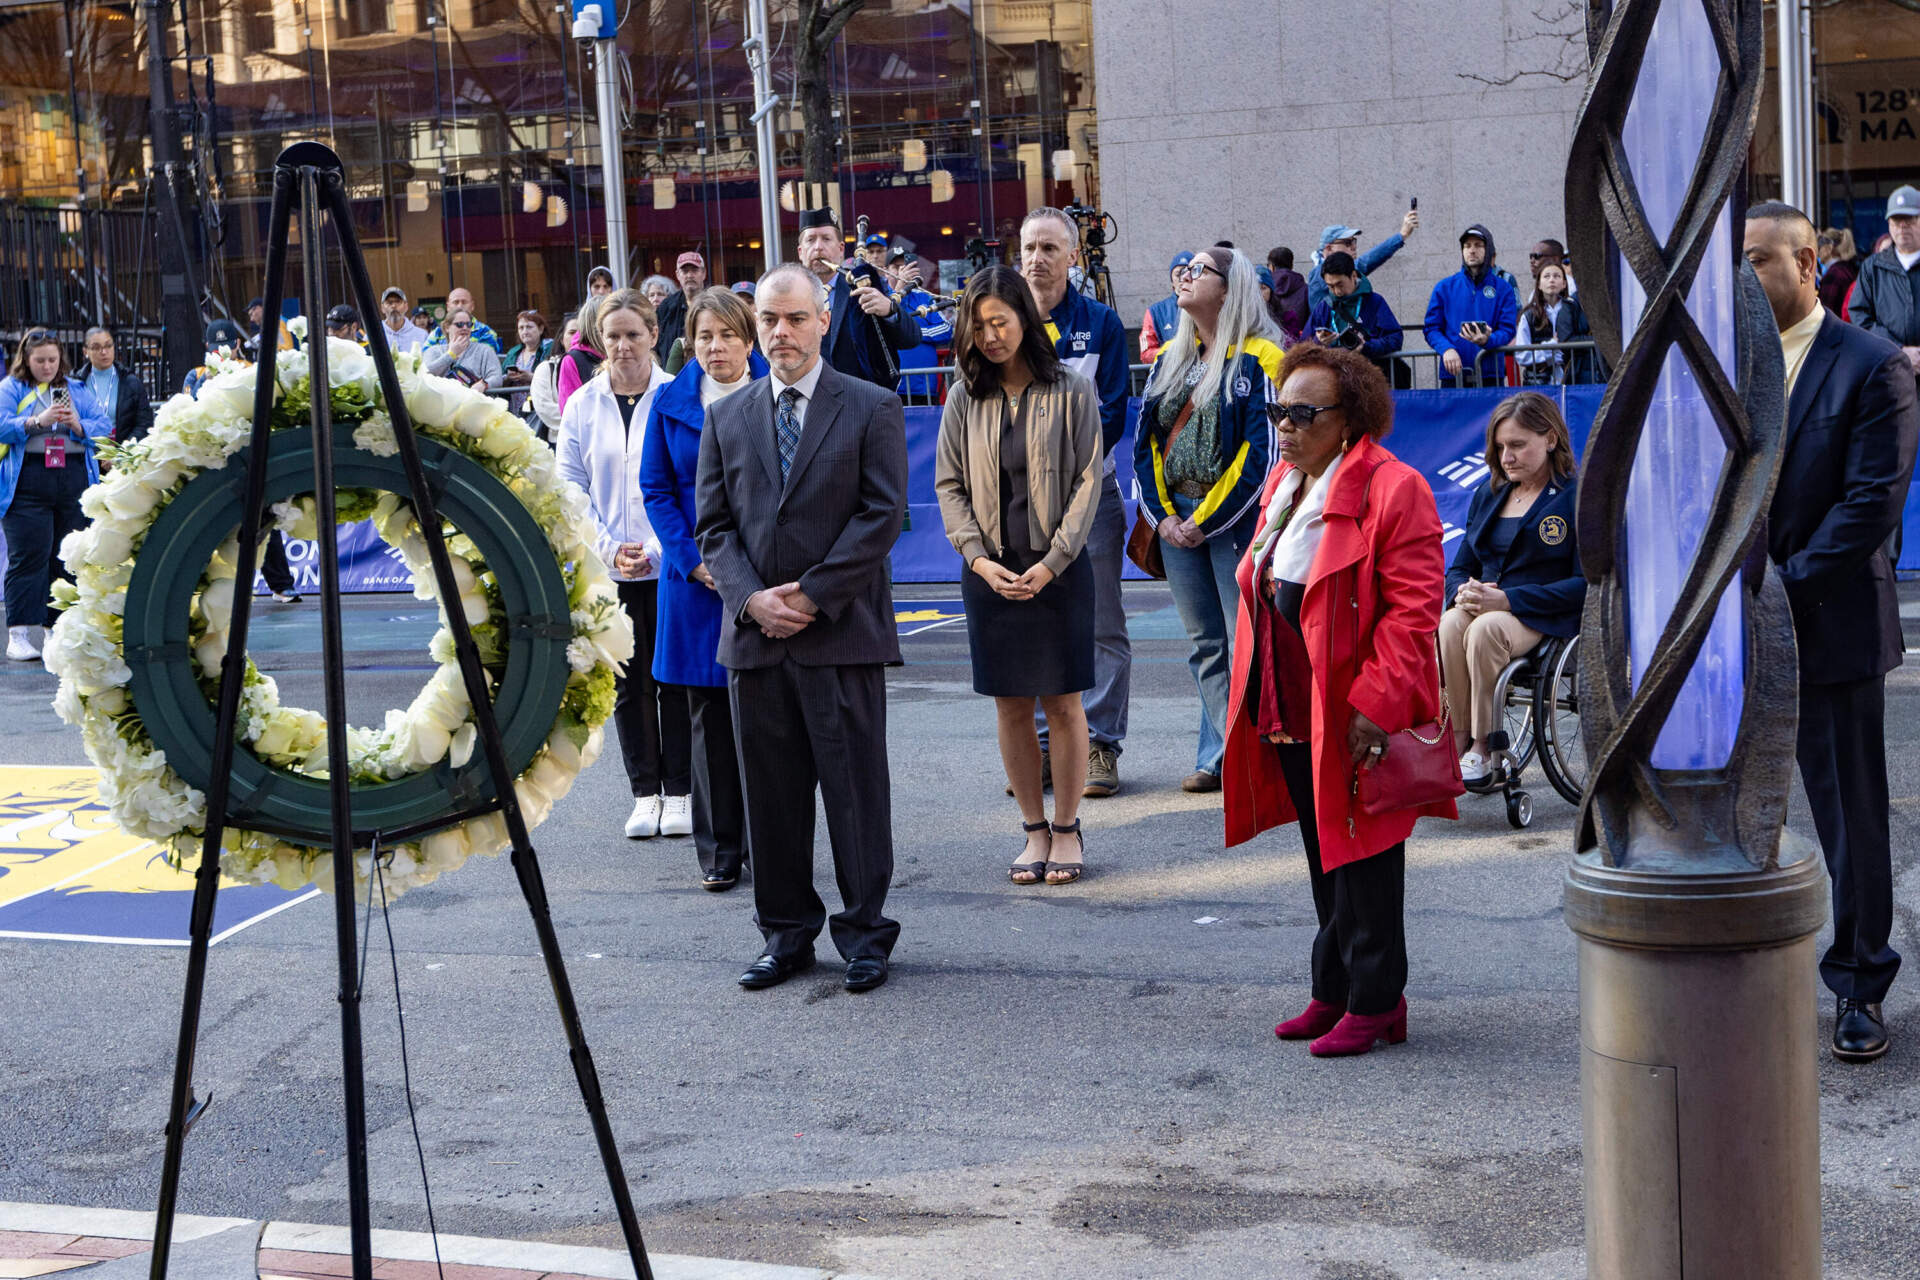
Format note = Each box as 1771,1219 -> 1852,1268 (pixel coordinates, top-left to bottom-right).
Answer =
1132,336 -> 1283,538
1041,288 -> 1132,457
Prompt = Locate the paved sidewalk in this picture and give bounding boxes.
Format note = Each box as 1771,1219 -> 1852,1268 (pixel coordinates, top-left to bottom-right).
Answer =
0,1203 -> 883,1279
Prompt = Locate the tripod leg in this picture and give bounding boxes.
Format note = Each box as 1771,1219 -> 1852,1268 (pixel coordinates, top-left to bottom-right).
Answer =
299,164 -> 376,1280
148,161 -> 300,1280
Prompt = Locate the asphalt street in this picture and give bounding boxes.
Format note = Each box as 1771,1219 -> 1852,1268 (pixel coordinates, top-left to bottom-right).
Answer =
2,583 -> 1917,1279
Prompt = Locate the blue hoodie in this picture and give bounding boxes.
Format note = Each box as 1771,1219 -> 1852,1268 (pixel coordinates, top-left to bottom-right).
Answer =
640,352 -> 770,688
1423,223 -> 1519,385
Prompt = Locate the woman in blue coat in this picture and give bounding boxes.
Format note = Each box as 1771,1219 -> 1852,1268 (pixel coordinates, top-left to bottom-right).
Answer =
1439,392 -> 1584,785
2,331 -> 113,662
640,287 -> 768,890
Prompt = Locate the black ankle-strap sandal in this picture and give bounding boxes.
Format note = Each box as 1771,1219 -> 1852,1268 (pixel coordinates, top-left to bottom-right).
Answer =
1010,819 -> 1050,884
1045,818 -> 1085,885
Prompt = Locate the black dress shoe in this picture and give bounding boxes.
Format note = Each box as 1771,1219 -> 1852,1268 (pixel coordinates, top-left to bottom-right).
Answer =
843,957 -> 888,992
701,869 -> 739,892
1833,998 -> 1889,1063
738,952 -> 814,989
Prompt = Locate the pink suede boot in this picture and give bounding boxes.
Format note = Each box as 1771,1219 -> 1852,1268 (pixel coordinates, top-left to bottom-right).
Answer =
1274,998 -> 1345,1040
1308,997 -> 1408,1057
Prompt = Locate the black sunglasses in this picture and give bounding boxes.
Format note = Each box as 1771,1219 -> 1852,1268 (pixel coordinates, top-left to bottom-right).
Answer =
1177,260 -> 1225,283
1268,401 -> 1342,425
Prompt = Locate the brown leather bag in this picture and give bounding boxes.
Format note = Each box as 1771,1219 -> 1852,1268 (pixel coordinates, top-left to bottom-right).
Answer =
1125,397 -> 1197,580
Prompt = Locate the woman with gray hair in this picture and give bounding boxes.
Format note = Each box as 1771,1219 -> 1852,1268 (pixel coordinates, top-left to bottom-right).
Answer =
640,274 -> 675,309
1132,245 -> 1285,791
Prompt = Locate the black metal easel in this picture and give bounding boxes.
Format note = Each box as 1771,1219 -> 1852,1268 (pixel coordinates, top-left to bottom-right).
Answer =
146,142 -> 655,1280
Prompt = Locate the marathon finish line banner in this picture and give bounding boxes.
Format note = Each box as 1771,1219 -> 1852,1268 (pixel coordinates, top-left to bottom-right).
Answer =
3,385 -> 1889,593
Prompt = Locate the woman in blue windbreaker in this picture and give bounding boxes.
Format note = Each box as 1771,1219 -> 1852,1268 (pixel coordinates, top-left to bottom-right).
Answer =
2,331 -> 113,662
640,286 -> 768,891
1134,246 -> 1283,791
1440,392 -> 1584,786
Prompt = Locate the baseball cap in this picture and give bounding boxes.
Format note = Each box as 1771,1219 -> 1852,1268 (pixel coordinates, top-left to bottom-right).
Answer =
676,251 -> 705,269
381,286 -> 406,302
1319,225 -> 1362,248
730,281 -> 756,296
887,246 -> 912,264
246,296 -> 264,311
204,319 -> 244,347
1888,185 -> 1920,218
1255,265 -> 1275,290
326,304 -> 358,326
863,234 -> 888,248
1168,251 -> 1194,272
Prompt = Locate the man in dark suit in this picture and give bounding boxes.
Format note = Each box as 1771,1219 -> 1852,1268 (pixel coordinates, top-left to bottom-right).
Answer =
1747,202 -> 1920,1063
795,208 -> 921,389
694,262 -> 908,993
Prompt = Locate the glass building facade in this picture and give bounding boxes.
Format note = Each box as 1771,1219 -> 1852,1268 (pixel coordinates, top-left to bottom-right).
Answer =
1754,0 -> 1920,251
0,0 -> 1097,337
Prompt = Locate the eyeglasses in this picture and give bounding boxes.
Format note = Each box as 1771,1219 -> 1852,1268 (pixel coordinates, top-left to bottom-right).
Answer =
1177,261 -> 1225,283
23,329 -> 52,344
1268,401 -> 1343,425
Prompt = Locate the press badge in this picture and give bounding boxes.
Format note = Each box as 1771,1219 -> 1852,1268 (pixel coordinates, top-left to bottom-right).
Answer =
44,437 -> 67,468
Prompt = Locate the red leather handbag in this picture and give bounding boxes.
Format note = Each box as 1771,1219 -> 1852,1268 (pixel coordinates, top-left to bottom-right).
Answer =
1351,637 -> 1464,817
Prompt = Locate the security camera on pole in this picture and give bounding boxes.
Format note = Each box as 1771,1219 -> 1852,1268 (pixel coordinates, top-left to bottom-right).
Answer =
573,0 -> 627,288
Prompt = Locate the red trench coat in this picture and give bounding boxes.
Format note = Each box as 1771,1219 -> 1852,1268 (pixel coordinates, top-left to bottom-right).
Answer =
1222,435 -> 1456,869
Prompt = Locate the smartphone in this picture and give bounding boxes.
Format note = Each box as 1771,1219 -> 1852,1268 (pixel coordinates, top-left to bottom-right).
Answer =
1411,196 -> 1419,211
51,386 -> 71,409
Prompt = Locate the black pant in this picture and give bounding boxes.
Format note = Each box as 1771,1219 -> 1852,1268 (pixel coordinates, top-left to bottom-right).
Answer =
3,456 -> 87,628
1276,742 -> 1407,1016
1798,677 -> 1900,1003
730,657 -> 898,961
260,529 -> 295,595
613,579 -> 691,797
688,683 -> 746,877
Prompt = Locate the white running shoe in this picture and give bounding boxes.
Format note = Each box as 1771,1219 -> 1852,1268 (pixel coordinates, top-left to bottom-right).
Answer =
625,794 -> 663,839
659,793 -> 693,837
1458,750 -> 1489,786
7,626 -> 41,661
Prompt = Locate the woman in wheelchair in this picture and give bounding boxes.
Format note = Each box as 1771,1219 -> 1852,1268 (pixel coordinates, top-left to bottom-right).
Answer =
1440,392 -> 1584,786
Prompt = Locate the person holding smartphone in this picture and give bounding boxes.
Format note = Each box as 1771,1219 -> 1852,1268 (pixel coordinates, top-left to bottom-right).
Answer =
1423,224 -> 1519,387
1,330 -> 112,660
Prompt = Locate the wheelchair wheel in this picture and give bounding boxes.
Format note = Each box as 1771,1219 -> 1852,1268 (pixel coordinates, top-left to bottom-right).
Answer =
1494,664 -> 1538,775
1536,635 -> 1586,805
1506,789 -> 1533,828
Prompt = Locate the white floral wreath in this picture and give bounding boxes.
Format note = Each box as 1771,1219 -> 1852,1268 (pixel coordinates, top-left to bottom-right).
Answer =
44,333 -> 634,898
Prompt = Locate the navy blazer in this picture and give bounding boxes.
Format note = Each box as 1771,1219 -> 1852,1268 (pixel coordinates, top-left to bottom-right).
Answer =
1444,477 -> 1584,638
1767,312 -> 1920,685
640,352 -> 769,688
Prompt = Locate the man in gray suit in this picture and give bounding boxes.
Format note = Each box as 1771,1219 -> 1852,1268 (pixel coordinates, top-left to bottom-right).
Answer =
695,263 -> 909,993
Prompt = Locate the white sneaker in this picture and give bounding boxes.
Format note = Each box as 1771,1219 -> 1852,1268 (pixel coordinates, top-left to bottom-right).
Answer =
659,793 -> 693,837
624,794 -> 662,839
6,626 -> 41,661
1459,750 -> 1488,785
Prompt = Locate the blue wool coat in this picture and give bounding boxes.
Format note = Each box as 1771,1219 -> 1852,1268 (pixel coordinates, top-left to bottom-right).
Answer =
640,352 -> 770,687
1443,478 -> 1584,638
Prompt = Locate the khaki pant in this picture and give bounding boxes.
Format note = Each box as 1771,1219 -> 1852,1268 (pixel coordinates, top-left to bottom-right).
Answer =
1439,607 -> 1543,742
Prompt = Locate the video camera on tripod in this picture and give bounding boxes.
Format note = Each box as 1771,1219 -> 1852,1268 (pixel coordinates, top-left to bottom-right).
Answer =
1061,202 -> 1117,305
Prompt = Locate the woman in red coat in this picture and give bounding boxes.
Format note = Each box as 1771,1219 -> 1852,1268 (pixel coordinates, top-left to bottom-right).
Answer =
1222,344 -> 1454,1057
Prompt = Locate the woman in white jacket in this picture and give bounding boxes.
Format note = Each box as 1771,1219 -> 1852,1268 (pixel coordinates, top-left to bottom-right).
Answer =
556,287 -> 693,840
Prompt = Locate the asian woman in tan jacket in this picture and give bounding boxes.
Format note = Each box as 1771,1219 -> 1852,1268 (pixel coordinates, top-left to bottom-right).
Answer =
935,265 -> 1104,885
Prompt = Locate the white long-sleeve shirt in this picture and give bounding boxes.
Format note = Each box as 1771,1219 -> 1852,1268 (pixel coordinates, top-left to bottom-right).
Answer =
555,366 -> 668,581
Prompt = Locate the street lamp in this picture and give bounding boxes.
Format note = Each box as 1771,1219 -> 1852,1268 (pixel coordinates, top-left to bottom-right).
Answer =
1565,1 -> 1825,1276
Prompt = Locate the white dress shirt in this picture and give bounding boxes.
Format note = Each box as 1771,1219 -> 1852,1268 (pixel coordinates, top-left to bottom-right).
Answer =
769,356 -> 826,437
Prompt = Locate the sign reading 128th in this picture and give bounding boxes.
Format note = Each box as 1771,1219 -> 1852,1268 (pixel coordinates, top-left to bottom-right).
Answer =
1853,89 -> 1918,143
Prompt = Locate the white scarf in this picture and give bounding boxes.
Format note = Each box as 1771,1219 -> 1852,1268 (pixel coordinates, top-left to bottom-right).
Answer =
1252,451 -> 1344,587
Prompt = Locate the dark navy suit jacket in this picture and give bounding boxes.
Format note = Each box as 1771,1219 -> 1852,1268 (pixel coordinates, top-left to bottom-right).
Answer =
1444,477 -> 1584,638
1767,312 -> 1920,685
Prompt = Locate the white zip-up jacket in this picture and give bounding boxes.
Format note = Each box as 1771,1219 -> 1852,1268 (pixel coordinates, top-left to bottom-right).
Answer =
556,365 -> 668,581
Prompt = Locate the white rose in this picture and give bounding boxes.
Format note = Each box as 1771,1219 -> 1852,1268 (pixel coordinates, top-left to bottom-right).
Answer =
404,375 -> 464,427
200,577 -> 235,633
579,723 -> 604,769
514,777 -> 554,828
199,367 -> 264,422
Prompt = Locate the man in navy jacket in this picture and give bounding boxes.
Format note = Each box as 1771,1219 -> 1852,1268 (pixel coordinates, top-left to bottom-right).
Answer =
1019,207 -> 1135,797
1425,224 -> 1519,386
1309,252 -> 1405,363
1748,202 -> 1920,1064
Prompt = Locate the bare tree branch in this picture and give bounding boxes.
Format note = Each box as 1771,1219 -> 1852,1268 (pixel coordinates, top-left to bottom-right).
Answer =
1458,1 -> 1587,87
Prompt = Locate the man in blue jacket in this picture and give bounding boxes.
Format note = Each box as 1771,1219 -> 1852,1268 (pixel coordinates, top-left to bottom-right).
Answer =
1306,208 -> 1420,314
1019,206 -> 1135,798
1140,251 -> 1193,362
1308,252 -> 1405,364
1425,224 -> 1519,386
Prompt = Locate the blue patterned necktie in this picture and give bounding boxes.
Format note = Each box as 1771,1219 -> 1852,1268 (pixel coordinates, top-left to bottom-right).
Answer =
776,386 -> 803,484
